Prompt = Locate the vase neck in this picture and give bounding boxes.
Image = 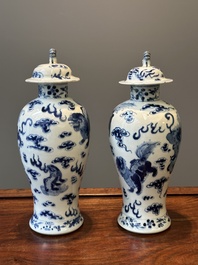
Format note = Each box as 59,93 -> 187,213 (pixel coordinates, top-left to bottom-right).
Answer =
38,84 -> 68,99
130,85 -> 160,102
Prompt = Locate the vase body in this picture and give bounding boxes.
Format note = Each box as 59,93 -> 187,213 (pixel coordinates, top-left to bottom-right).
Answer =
18,84 -> 90,235
109,85 -> 181,233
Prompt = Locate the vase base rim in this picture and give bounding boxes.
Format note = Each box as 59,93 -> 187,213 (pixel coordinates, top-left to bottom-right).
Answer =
118,212 -> 171,234
29,214 -> 84,235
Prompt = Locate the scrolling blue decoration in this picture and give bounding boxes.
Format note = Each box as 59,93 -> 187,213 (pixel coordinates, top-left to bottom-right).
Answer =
109,51 -> 181,234
18,49 -> 90,235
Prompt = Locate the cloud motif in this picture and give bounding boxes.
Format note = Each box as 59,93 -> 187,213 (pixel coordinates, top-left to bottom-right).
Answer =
26,134 -> 53,152
34,118 -> 58,133
42,201 -> 56,207
33,188 -> 41,194
145,203 -> 163,215
71,176 -> 77,184
111,127 -> 131,152
59,131 -> 72,138
58,141 -> 76,150
40,210 -> 63,220
155,157 -> 167,170
120,111 -> 135,123
61,193 -> 76,205
141,104 -> 172,114
27,168 -> 40,180
146,176 -> 168,197
52,156 -> 74,168
28,99 -> 43,111
59,99 -> 75,110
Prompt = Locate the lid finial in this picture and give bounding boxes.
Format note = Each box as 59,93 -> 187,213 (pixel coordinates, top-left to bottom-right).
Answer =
119,50 -> 172,85
142,51 -> 151,67
49,48 -> 57,64
25,48 -> 80,83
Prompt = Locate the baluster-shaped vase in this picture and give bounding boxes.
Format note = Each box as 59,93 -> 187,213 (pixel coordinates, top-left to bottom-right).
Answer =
109,51 -> 181,234
18,49 -> 90,235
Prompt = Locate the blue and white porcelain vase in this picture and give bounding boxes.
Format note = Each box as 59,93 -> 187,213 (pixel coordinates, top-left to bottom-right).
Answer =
18,49 -> 90,235
109,51 -> 181,234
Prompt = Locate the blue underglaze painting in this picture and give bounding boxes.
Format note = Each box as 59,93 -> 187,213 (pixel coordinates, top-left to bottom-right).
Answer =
18,82 -> 90,235
68,112 -> 90,149
40,165 -> 68,196
116,142 -> 158,195
18,50 -> 89,234
109,85 -> 181,234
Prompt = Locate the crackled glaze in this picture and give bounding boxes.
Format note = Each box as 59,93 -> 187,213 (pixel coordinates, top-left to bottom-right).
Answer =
109,51 -> 181,234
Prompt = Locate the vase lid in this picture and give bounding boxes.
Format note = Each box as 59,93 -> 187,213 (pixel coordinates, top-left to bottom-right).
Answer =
26,48 -> 80,84
119,51 -> 173,85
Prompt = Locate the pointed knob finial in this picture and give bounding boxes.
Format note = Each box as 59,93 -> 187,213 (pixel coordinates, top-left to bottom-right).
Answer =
142,51 -> 151,67
49,48 -> 57,64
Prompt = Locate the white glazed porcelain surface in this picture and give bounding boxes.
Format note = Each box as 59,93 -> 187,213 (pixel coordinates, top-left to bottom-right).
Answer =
119,51 -> 173,85
26,48 -> 80,84
18,50 -> 90,235
109,52 -> 181,234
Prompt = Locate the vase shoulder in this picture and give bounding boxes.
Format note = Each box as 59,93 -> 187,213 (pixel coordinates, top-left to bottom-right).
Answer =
114,99 -> 177,112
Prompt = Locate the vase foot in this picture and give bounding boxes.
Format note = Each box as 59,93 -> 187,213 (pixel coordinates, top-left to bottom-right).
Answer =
118,212 -> 171,234
29,214 -> 84,235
